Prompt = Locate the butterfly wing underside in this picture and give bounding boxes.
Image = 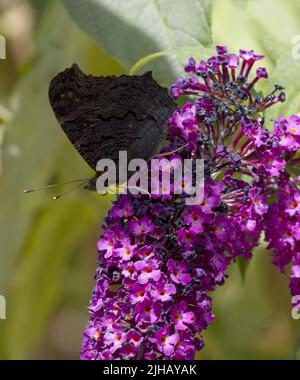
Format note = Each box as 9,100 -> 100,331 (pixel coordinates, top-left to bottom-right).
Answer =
48,65 -> 177,177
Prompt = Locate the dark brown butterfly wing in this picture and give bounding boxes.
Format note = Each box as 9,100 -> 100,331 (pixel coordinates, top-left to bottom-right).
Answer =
49,64 -> 176,173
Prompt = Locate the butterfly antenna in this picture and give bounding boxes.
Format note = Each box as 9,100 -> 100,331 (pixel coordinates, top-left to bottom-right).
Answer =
155,143 -> 188,157
23,178 -> 90,194
126,185 -> 151,198
53,180 -> 88,200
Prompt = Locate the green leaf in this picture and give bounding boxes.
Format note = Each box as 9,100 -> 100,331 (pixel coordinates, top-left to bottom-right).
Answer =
63,0 -> 214,84
29,0 -> 57,24
0,103 -> 12,123
236,238 -> 267,282
237,256 -> 251,282
292,326 -> 300,360
2,201 -> 94,359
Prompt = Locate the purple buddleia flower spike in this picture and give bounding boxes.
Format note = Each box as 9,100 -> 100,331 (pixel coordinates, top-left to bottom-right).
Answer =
81,46 -> 300,360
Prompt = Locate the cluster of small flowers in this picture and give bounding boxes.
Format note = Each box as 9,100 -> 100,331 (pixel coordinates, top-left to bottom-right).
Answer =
265,172 -> 300,305
81,46 -> 300,360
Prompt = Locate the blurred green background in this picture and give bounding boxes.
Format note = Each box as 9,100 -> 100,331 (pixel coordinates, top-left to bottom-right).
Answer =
0,0 -> 299,359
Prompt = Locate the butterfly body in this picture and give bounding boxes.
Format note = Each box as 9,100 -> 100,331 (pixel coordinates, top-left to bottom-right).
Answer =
49,64 -> 176,190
